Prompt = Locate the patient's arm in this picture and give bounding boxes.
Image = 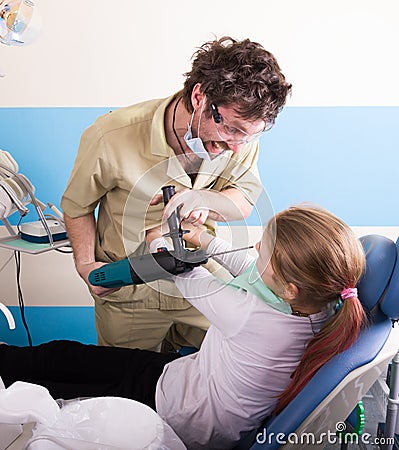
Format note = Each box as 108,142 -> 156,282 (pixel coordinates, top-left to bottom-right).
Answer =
207,237 -> 253,277
146,223 -> 254,278
174,265 -> 252,337
146,225 -> 253,335
181,222 -> 253,276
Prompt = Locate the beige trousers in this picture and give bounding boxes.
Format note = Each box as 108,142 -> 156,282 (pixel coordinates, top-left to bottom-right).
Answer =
95,301 -> 210,351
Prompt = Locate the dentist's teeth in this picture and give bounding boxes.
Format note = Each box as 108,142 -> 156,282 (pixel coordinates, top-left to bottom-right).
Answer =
211,141 -> 227,153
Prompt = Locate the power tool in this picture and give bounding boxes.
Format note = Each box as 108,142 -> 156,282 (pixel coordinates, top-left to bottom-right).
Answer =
88,185 -> 209,288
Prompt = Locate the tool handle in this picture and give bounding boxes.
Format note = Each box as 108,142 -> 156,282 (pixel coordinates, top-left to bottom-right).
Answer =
161,185 -> 176,205
161,185 -> 185,259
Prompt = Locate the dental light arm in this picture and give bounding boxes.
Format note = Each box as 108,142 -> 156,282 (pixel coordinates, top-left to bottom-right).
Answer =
0,0 -> 36,46
1,0 -> 39,77
89,186 -> 209,288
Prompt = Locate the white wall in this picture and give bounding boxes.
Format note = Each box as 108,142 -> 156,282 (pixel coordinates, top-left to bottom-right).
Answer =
1,0 -> 398,107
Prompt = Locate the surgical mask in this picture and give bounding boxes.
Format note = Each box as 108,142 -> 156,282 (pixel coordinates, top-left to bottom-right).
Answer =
228,261 -> 292,314
183,104 -> 225,161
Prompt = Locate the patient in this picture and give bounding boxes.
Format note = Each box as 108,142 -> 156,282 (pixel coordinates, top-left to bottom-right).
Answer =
0,205 -> 365,450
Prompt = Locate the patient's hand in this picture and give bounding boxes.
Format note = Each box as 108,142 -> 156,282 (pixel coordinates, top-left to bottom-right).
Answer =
181,221 -> 215,249
145,225 -> 163,246
145,222 -> 215,250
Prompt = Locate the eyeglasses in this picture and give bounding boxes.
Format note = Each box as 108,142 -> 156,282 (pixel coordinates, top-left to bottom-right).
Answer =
211,104 -> 272,144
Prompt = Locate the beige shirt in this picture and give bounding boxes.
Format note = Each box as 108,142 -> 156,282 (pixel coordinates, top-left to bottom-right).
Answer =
61,94 -> 262,308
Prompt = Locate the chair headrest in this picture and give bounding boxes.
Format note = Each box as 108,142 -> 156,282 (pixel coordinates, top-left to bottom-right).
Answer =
358,235 -> 397,312
379,237 -> 399,320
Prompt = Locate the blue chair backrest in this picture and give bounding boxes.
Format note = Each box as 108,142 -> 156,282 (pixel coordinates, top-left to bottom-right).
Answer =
357,235 -> 397,312
379,237 -> 399,320
249,234 -> 398,450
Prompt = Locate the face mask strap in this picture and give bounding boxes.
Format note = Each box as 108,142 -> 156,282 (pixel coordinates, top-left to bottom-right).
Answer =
188,110 -> 195,129
197,100 -> 205,137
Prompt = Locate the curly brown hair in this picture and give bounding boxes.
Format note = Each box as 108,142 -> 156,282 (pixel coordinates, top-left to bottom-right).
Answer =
181,36 -> 292,127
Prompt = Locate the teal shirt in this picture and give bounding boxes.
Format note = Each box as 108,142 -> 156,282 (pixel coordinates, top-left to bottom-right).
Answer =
227,261 -> 292,314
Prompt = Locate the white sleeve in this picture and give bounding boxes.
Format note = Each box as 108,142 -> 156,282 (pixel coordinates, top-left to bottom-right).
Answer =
207,237 -> 254,277
150,236 -> 254,277
149,236 -> 253,335
174,266 -> 251,336
149,237 -> 173,252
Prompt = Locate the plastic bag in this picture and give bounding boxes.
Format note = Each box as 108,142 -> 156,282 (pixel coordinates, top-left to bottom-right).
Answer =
0,381 -> 186,450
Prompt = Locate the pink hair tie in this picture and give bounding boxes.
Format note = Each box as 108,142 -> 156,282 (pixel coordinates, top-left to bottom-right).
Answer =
340,287 -> 358,300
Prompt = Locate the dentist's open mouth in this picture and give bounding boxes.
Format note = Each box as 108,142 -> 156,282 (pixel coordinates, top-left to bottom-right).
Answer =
210,141 -> 229,153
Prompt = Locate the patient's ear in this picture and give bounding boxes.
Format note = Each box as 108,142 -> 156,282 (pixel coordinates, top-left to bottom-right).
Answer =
284,283 -> 298,300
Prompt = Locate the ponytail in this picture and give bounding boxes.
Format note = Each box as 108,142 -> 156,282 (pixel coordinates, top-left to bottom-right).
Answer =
264,205 -> 366,414
273,295 -> 365,414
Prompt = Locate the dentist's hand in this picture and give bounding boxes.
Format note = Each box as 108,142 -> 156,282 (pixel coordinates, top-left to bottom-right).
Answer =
161,189 -> 210,225
77,261 -> 121,298
152,187 -> 249,225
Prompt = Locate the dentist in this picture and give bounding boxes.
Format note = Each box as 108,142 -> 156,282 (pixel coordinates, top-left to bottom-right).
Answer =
60,36 -> 292,352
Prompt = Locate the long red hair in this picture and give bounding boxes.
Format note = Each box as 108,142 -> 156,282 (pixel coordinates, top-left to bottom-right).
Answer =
265,206 -> 366,414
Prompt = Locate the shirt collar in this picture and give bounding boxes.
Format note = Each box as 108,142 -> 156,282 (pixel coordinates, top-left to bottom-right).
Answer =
150,93 -> 232,188
150,93 -> 178,158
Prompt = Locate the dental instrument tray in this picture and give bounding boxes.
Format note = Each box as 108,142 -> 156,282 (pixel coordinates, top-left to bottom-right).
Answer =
20,219 -> 67,243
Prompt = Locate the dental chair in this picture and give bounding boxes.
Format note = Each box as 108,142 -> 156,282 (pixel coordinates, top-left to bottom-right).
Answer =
242,234 -> 399,450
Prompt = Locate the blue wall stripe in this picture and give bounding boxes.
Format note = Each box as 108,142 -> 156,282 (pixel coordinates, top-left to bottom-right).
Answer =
0,306 -> 97,346
257,106 -> 399,226
0,106 -> 398,227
